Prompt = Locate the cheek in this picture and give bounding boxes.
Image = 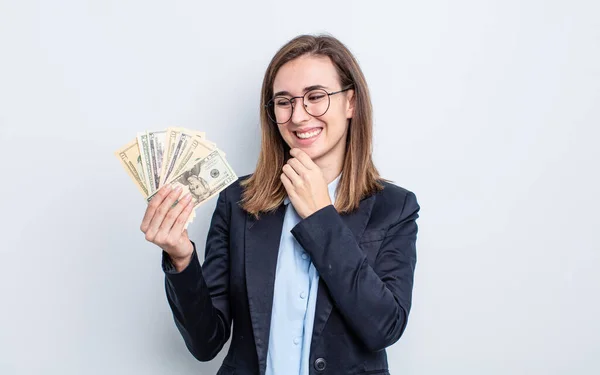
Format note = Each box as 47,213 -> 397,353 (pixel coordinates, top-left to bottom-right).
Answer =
278,124 -> 297,139
324,104 -> 350,132
322,114 -> 349,137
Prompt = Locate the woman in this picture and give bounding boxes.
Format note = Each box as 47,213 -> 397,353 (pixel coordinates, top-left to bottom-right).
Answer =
140,34 -> 420,375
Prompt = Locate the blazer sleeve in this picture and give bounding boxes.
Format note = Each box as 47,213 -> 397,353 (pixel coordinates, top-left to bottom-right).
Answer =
161,188 -> 232,361
291,191 -> 419,352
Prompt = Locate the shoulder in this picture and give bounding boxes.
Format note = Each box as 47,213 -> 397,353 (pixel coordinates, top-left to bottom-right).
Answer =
375,180 -> 418,207
368,180 -> 420,227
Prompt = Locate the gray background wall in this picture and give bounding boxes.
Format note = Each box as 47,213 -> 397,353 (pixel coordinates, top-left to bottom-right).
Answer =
1,0 -> 598,374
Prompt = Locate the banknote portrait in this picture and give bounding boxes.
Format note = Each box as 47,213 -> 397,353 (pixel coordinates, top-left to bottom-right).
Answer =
177,162 -> 210,202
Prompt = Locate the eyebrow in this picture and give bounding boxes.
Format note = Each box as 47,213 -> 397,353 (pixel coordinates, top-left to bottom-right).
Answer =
273,84 -> 330,97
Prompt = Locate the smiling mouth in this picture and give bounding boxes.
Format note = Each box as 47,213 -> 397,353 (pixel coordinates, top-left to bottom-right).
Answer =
294,128 -> 322,139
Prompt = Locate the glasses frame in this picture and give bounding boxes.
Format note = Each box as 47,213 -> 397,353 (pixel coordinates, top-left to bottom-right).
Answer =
265,86 -> 354,124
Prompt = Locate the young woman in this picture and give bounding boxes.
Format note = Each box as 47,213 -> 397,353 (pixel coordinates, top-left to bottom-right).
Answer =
140,34 -> 420,375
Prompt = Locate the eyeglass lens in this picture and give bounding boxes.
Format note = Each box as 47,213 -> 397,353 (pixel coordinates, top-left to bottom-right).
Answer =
267,89 -> 331,124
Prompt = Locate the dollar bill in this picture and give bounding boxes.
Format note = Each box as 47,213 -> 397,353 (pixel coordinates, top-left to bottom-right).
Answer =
161,128 -> 208,185
171,137 -> 215,179
148,149 -> 237,225
137,132 -> 154,194
169,131 -> 207,175
159,131 -> 193,187
163,128 -> 205,164
160,128 -> 180,185
117,128 -> 231,230
148,130 -> 167,192
160,128 -> 204,186
114,138 -> 149,197
167,127 -> 205,140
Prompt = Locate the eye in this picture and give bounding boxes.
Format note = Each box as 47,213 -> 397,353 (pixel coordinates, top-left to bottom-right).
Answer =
307,91 -> 326,102
274,98 -> 291,107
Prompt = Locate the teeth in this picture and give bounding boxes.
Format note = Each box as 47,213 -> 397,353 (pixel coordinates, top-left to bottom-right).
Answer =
296,129 -> 322,139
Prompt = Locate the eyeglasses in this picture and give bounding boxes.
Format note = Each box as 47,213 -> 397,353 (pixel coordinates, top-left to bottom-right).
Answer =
265,86 -> 354,124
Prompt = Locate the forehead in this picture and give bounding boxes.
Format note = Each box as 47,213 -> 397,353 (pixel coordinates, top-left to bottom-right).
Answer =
273,55 -> 340,94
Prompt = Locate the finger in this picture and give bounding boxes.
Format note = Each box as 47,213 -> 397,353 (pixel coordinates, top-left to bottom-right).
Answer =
287,158 -> 308,177
280,173 -> 295,196
290,148 -> 316,170
282,164 -> 302,186
141,184 -> 172,232
157,192 -> 193,236
170,199 -> 195,235
145,186 -> 184,240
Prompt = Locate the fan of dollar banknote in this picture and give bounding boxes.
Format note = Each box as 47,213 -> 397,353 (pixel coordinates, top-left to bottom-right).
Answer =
114,127 -> 238,227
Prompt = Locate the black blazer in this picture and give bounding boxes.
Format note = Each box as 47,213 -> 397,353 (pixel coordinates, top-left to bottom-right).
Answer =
162,176 -> 420,375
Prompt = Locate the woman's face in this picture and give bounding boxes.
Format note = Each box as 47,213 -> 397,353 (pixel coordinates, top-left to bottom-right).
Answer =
272,55 -> 354,165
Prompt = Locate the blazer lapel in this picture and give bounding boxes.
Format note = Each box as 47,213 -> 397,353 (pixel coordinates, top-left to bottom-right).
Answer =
245,205 -> 286,375
311,195 -> 377,341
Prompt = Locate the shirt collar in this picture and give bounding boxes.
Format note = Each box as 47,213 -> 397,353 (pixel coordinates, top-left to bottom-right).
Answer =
284,173 -> 341,206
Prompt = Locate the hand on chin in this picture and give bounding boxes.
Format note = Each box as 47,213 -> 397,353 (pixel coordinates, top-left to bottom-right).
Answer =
280,148 -> 331,219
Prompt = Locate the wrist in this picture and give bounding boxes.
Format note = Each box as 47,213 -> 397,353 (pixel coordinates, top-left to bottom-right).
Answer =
170,252 -> 193,272
168,242 -> 194,272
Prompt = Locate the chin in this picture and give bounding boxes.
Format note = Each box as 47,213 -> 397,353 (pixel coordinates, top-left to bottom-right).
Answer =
302,147 -> 326,161
284,138 -> 323,158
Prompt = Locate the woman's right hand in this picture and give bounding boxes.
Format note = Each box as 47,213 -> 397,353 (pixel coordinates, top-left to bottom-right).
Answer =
140,184 -> 195,271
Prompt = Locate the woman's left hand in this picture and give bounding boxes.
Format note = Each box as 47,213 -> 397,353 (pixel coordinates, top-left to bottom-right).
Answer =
281,148 -> 332,219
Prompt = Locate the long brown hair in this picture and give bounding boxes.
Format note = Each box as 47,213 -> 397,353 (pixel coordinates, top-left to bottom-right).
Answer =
241,34 -> 383,217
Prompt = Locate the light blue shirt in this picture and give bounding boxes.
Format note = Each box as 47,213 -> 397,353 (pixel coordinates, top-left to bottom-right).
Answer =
266,175 -> 340,375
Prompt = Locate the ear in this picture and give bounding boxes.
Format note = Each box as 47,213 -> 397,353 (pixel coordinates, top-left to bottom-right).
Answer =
345,89 -> 356,119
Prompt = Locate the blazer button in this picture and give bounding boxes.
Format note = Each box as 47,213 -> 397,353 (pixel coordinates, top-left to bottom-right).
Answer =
314,358 -> 326,371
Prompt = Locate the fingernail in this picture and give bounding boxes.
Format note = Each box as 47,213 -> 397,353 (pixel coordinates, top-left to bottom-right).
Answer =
175,185 -> 182,192
184,193 -> 192,201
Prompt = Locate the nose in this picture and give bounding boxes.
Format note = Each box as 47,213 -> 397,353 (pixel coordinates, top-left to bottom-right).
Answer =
290,97 -> 311,124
